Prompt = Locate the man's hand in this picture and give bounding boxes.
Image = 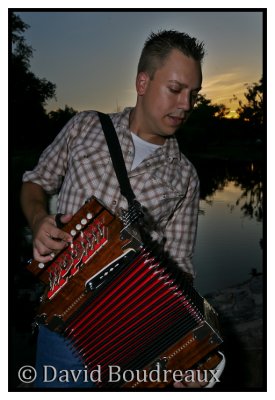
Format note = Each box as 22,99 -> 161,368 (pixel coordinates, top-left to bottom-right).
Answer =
21,182 -> 73,263
173,353 -> 225,388
32,213 -> 73,263
173,368 -> 213,388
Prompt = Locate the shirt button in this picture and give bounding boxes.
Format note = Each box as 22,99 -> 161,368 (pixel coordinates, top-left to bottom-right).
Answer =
112,200 -> 117,205
146,162 -> 151,167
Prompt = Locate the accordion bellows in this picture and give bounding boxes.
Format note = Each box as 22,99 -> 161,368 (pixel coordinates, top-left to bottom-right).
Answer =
27,197 -> 223,388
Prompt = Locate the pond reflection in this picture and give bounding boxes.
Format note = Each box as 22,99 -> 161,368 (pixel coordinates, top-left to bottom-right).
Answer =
191,159 -> 263,295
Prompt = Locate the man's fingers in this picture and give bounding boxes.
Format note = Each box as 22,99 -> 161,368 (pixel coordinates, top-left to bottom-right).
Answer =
46,225 -> 72,244
33,247 -> 54,264
34,232 -> 70,255
59,213 -> 73,225
173,381 -> 185,388
44,214 -> 73,243
32,213 -> 73,262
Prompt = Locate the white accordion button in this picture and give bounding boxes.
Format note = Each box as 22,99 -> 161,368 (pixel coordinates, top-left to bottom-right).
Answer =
76,224 -> 82,231
70,229 -> 77,236
38,262 -> 45,269
86,213 -> 93,220
81,218 -> 87,225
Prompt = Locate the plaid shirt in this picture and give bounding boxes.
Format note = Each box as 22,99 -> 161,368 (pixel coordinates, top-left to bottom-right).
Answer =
23,107 -> 200,275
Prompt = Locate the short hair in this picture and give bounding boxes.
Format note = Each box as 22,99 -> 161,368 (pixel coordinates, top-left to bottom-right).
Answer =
137,29 -> 205,78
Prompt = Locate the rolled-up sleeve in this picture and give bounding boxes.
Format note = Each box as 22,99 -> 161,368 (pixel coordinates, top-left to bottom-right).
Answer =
22,114 -> 81,194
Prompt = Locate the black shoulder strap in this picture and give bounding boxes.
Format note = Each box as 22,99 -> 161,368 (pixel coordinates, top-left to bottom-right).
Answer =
97,111 -> 136,206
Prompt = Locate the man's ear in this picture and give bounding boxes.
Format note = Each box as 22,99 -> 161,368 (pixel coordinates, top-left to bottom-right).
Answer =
136,72 -> 150,95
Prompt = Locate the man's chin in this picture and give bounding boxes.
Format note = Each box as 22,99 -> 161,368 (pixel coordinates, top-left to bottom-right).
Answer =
164,124 -> 183,136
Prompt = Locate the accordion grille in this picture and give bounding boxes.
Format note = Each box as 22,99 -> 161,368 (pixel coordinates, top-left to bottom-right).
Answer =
64,248 -> 204,386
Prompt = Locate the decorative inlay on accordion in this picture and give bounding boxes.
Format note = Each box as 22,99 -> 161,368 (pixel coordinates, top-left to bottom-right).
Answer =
27,197 -> 223,388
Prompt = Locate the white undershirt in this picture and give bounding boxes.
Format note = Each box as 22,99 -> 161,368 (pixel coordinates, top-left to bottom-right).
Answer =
131,132 -> 161,170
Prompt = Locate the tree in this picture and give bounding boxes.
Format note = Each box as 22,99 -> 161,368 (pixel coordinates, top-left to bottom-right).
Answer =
10,12 -> 56,149
189,94 -> 229,122
176,94 -> 230,152
11,12 -> 32,67
237,78 -> 263,128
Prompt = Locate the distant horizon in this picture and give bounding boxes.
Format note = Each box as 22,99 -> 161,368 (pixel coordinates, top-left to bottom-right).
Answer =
14,10 -> 263,117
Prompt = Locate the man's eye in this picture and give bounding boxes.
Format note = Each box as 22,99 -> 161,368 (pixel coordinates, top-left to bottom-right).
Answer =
169,88 -> 180,94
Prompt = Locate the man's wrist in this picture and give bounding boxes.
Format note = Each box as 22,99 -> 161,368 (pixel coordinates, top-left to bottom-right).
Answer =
30,209 -> 49,232
204,352 -> 226,388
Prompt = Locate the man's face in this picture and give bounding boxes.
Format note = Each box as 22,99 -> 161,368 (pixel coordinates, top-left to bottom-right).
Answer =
136,49 -> 202,144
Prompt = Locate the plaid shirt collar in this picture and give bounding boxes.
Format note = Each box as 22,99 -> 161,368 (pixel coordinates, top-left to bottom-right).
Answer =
112,107 -> 183,163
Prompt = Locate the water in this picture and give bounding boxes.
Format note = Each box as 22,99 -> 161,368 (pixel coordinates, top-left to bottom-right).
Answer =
193,178 -> 263,296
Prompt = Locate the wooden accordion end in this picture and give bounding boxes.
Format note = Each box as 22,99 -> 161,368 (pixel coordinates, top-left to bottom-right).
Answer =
27,197 -> 223,388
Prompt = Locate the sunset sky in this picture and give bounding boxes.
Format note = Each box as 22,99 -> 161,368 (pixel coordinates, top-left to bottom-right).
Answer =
15,10 -> 264,118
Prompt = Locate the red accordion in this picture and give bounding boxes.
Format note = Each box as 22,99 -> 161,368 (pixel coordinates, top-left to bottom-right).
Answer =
27,197 -> 223,388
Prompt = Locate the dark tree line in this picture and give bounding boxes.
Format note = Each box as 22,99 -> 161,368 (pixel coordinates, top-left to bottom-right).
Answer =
10,12 -> 77,151
237,78 -> 263,127
177,83 -> 264,158
10,13 -> 57,150
10,12 -> 264,156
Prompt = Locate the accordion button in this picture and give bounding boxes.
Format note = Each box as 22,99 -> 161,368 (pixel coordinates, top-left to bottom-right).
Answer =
70,229 -> 77,236
76,224 -> 82,230
38,263 -> 45,269
86,213 -> 93,220
81,218 -> 87,225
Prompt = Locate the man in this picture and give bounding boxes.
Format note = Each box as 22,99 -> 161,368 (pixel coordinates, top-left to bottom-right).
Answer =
21,30 -> 221,388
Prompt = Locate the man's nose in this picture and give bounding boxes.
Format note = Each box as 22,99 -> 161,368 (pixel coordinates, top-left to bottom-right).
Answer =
177,92 -> 192,111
